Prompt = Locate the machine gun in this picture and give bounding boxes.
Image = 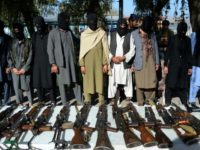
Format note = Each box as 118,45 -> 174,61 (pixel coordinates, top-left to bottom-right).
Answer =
94,104 -> 116,150
157,103 -> 200,145
51,103 -> 71,149
70,103 -> 91,149
27,105 -> 54,149
145,106 -> 173,148
127,104 -> 158,147
112,104 -> 141,148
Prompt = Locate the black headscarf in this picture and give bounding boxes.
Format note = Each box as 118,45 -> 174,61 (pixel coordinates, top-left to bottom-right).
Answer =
58,12 -> 70,31
141,16 -> 153,34
13,23 -> 25,40
117,19 -> 128,37
0,20 -> 5,35
87,13 -> 98,31
177,21 -> 187,38
34,16 -> 46,34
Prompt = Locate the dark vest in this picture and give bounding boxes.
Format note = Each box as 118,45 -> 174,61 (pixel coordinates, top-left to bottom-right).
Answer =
110,31 -> 132,69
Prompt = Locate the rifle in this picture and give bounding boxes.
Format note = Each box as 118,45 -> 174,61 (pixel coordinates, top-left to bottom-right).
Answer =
27,105 -> 54,149
145,106 -> 173,148
94,104 -> 116,150
3,107 -> 29,149
172,103 -> 200,135
128,104 -> 158,147
157,103 -> 200,145
51,103 -> 71,149
112,105 -> 141,148
70,103 -> 91,149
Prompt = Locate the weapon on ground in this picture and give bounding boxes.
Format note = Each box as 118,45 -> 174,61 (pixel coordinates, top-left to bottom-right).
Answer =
145,106 -> 173,148
112,105 -> 141,148
70,103 -> 91,149
94,104 -> 116,150
128,104 -> 158,147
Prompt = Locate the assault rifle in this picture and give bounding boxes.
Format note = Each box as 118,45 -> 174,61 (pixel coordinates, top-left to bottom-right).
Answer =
94,104 -> 116,150
70,103 -> 91,149
157,103 -> 200,145
145,107 -> 173,148
51,103 -> 71,149
27,105 -> 54,149
127,104 -> 158,147
3,106 -> 29,149
112,105 -> 141,148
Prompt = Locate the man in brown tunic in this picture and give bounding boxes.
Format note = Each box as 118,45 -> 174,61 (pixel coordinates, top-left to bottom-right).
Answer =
79,13 -> 109,105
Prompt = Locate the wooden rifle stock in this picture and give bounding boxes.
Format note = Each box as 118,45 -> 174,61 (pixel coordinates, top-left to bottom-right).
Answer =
94,105 -> 114,150
112,105 -> 141,148
145,106 -> 173,148
70,103 -> 91,149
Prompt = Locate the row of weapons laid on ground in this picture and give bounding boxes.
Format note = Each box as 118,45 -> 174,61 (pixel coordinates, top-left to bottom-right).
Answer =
0,101 -> 200,150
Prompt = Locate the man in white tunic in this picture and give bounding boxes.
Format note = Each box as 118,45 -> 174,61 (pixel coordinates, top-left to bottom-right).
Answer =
108,19 -> 135,105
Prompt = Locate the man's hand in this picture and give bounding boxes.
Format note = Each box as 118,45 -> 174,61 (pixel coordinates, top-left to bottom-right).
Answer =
111,56 -> 120,64
155,64 -> 159,71
5,68 -> 11,74
80,66 -> 86,74
163,66 -> 168,74
130,65 -> 135,72
51,64 -> 59,73
12,68 -> 19,75
103,64 -> 108,73
18,69 -> 26,75
118,56 -> 126,62
188,68 -> 192,75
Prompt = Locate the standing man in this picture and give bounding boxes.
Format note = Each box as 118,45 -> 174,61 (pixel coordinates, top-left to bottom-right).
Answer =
8,23 -> 32,106
164,21 -> 192,107
128,14 -> 139,32
0,20 -> 12,106
32,16 -> 56,105
108,19 -> 135,106
47,12 -> 82,105
79,12 -> 109,105
132,16 -> 160,106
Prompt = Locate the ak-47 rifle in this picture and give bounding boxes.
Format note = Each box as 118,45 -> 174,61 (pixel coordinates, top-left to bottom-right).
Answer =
128,104 -> 158,147
27,105 -> 54,149
51,103 -> 71,149
70,103 -> 91,149
94,104 -> 117,150
3,106 -> 29,149
145,106 -> 173,148
157,103 -> 200,145
112,104 -> 141,148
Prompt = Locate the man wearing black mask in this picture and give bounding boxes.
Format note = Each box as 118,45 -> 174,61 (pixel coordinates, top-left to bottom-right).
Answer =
32,16 -> 56,105
108,19 -> 135,107
0,20 -> 12,106
79,12 -> 109,106
47,12 -> 82,105
131,16 -> 160,106
164,21 -> 192,108
8,23 -> 32,106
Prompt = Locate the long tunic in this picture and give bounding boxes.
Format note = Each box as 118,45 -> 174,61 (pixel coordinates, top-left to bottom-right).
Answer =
80,41 -> 107,94
32,32 -> 53,88
165,35 -> 192,88
8,39 -> 32,90
108,33 -> 135,98
47,29 -> 77,85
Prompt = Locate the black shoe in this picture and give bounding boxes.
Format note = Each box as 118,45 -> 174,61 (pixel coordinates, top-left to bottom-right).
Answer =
184,104 -> 192,112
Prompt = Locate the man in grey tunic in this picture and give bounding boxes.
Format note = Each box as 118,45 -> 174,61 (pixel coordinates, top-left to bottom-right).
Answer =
47,12 -> 82,105
8,23 -> 32,106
